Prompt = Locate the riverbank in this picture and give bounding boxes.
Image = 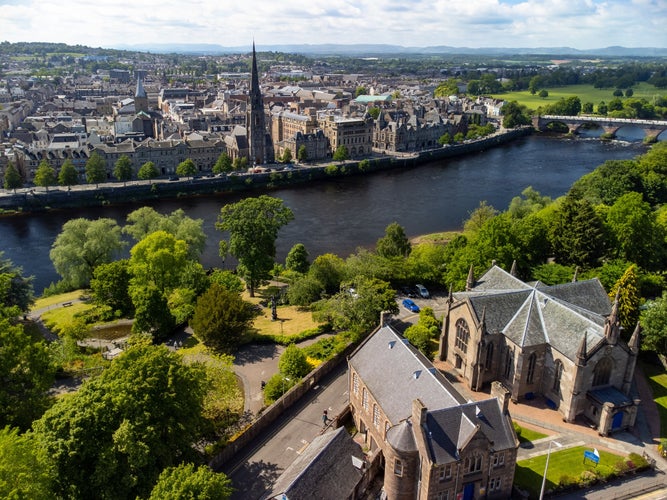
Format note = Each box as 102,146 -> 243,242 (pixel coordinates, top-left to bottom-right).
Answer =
0,127 -> 533,214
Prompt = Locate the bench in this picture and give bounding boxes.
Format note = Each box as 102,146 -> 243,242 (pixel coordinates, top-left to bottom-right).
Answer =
62,301 -> 73,307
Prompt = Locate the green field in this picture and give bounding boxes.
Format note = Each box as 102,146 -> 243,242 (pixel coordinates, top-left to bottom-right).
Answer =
490,82 -> 666,113
641,360 -> 667,438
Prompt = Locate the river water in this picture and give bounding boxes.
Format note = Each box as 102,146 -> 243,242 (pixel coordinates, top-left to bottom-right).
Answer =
0,134 -> 650,293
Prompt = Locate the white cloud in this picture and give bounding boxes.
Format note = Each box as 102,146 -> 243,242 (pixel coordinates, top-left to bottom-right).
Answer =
0,0 -> 664,49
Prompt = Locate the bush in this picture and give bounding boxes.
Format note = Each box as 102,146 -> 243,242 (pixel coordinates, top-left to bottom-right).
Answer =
558,474 -> 577,490
627,452 -> 649,470
263,373 -> 297,405
513,422 -> 522,437
578,470 -> 598,488
302,333 -> 349,360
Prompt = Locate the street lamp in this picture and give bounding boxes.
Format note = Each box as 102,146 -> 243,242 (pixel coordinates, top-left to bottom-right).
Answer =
282,376 -> 290,396
539,440 -> 562,500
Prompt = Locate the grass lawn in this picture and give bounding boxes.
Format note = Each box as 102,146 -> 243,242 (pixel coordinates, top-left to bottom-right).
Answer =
40,301 -> 94,334
514,446 -> 624,497
516,424 -> 548,444
490,82 -> 665,113
641,360 -> 667,438
33,290 -> 87,310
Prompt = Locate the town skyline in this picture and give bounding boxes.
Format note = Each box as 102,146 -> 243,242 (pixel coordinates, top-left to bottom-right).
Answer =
1,0 -> 665,52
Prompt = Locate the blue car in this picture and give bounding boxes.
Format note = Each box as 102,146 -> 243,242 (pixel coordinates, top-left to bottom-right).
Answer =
402,298 -> 420,313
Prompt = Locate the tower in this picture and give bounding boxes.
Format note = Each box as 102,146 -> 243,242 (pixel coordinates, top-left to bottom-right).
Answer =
134,71 -> 148,114
247,42 -> 272,165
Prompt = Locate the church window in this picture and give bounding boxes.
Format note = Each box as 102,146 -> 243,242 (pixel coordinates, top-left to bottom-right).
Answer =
394,458 -> 403,477
503,348 -> 513,379
464,454 -> 482,474
455,319 -> 469,354
385,421 -> 390,439
485,342 -> 494,369
553,360 -> 563,394
593,357 -> 612,386
373,404 -> 380,428
527,353 -> 537,384
353,372 -> 359,395
362,387 -> 368,411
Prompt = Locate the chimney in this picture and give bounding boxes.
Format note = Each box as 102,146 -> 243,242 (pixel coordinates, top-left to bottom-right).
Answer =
412,398 -> 427,426
491,381 -> 511,414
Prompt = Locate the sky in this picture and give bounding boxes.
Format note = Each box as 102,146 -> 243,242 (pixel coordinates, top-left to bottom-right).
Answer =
0,0 -> 665,50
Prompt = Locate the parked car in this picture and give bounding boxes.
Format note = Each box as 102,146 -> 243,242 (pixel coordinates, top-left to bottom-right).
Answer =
168,175 -> 179,181
402,298 -> 420,313
400,286 -> 417,298
415,284 -> 430,299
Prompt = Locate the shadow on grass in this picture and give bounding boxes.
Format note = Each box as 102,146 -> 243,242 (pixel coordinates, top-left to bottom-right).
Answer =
514,463 -> 553,498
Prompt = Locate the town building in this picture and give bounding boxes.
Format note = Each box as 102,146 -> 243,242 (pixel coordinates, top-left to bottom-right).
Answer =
349,324 -> 518,500
439,265 -> 640,436
319,113 -> 373,158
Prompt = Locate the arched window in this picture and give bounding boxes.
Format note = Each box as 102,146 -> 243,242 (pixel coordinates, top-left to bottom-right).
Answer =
362,387 -> 368,411
485,342 -> 494,369
384,421 -> 390,439
552,359 -> 563,394
455,319 -> 469,354
373,404 -> 380,428
526,353 -> 537,385
593,357 -> 613,386
503,348 -> 513,379
352,372 -> 359,395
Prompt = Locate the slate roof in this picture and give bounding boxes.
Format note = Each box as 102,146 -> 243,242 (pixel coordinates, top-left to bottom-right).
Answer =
349,325 -> 466,423
423,399 -> 516,464
454,266 -> 611,361
266,426 -> 364,500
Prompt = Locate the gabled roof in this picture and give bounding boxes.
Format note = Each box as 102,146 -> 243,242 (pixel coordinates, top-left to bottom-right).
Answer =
422,399 -> 516,464
266,427 -> 363,500
349,325 -> 466,423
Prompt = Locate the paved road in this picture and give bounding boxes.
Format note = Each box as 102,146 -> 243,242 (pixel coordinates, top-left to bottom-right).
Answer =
222,361 -> 349,500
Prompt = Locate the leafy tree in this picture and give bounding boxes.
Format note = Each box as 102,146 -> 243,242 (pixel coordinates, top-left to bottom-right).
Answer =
453,132 -> 465,143
285,243 -> 309,274
354,85 -> 367,97
0,313 -> 55,430
376,222 -> 411,258
641,292 -> 667,355
297,145 -> 308,163
129,283 -> 176,338
213,152 -> 233,174
570,159 -> 641,206
190,283 -> 257,353
467,80 -> 480,95
582,102 -> 594,114
216,195 -> 294,296
57,159 -> 78,189
438,133 -> 452,145
531,263 -> 577,285
125,207 -> 206,258
85,151 -> 107,187
405,242 -> 448,285
34,159 -> 56,191
608,264 -> 641,334
33,342 -> 207,500
367,106 -> 381,119
148,463 -> 233,500
113,154 -> 133,185
278,344 -> 311,379
500,101 -> 531,128
208,269 -> 244,294
433,79 -> 460,98
128,230 -> 190,294
90,259 -> 133,316
464,201 -> 498,235
613,89 -> 624,97
176,158 -> 197,179
625,88 -> 634,97
280,147 -> 292,163
598,101 -> 608,115
3,161 -> 22,192
0,427 -> 52,499
232,156 -> 248,170
404,323 -> 433,355
0,251 -> 34,312
345,248 -> 394,283
308,253 -> 346,295
286,274 -> 324,306
333,145 -> 349,161
538,89 -> 549,99
138,161 -> 159,183
50,218 -> 125,288
507,187 -> 551,219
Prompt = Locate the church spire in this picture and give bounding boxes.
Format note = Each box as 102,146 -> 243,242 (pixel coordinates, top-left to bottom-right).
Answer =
247,41 -> 271,165
509,259 -> 517,277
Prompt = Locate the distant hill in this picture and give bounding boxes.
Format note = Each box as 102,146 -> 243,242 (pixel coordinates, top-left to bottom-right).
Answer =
115,43 -> 667,57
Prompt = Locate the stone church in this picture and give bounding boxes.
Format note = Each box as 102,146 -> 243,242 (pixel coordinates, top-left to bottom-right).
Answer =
439,265 -> 640,436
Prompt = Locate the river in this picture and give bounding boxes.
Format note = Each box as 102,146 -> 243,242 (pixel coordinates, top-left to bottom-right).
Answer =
0,134 -> 650,293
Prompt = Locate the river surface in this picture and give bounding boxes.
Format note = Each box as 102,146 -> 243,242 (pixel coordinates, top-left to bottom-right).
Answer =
0,134 -> 650,293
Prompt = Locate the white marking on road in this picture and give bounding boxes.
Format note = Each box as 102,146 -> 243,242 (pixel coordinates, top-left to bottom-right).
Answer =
297,441 -> 310,454
286,446 -> 294,452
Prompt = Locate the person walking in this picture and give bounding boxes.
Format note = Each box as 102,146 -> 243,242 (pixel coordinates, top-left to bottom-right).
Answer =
322,410 -> 330,427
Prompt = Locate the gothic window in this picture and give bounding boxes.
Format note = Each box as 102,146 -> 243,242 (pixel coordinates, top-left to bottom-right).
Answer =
384,421 -> 390,439
353,372 -> 359,395
493,452 -> 505,467
503,348 -> 513,379
394,458 -> 403,477
373,404 -> 380,428
526,353 -> 537,385
485,342 -> 494,369
455,319 -> 469,354
464,454 -> 482,474
553,359 -> 564,394
593,357 -> 612,386
362,388 -> 368,411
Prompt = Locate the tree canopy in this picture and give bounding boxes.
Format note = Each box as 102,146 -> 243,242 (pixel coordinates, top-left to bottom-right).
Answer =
85,151 -> 107,187
376,222 -> 411,258
34,159 -> 56,191
3,161 -> 22,192
113,154 -> 133,185
58,159 -> 79,188
148,463 -> 233,500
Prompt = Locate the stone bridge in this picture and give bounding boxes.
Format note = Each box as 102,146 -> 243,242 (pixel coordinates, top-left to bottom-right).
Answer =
532,115 -> 667,140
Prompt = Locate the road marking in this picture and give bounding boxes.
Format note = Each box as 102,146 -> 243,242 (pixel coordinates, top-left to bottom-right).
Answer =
286,446 -> 293,452
297,441 -> 310,455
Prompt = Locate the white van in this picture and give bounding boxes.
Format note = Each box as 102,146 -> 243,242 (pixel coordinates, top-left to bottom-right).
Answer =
415,284 -> 430,299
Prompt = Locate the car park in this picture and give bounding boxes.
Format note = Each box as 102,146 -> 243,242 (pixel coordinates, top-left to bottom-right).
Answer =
400,286 -> 417,298
415,284 -> 430,298
402,298 -> 420,313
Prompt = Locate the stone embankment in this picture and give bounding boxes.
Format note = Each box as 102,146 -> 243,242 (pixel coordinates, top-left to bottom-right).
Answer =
0,127 -> 532,213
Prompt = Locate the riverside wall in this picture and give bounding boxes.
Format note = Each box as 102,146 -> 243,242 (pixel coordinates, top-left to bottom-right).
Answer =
0,127 -> 532,213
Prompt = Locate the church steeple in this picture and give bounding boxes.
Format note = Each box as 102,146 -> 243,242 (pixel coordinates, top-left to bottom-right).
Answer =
247,42 -> 271,165
134,71 -> 148,114
466,265 -> 475,291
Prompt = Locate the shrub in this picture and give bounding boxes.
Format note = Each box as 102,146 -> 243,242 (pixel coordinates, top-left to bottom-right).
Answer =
558,474 -> 577,490
263,373 -> 297,405
513,422 -> 522,437
578,470 -> 598,488
324,165 -> 339,175
628,452 -> 649,470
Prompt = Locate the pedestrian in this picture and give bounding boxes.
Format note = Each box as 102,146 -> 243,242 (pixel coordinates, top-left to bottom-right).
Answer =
322,409 -> 329,427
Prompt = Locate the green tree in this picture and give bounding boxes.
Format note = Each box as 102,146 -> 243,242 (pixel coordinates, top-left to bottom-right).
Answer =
33,342 -> 207,500
216,195 -> 294,296
608,264 -> 641,334
285,243 -> 310,274
280,147 -> 293,163
85,151 -> 107,187
148,463 -> 233,500
3,161 -> 22,192
538,89 -> 549,99
354,85 -> 367,97
333,145 -> 349,161
613,89 -> 624,97
0,313 -> 55,430
286,274 -> 324,306
367,106 -> 381,119
438,133 -> 452,145
501,101 -> 532,129
208,269 -> 244,293
113,154 -> 133,185
376,222 -> 411,258
0,251 -> 34,312
308,253 -> 346,295
625,88 -> 634,97
404,323 -> 433,355
598,101 -> 608,115
0,427 -> 52,499
297,145 -> 308,163
90,259 -> 133,317
50,218 -> 125,288
58,158 -> 78,189
232,156 -> 248,170
129,283 -> 176,338
213,152 -> 233,174
582,102 -> 594,114
176,158 -> 197,179
433,79 -> 460,98
138,161 -> 159,183
128,230 -> 190,294
463,201 -> 498,235
641,292 -> 667,355
34,159 -> 56,192
278,343 -> 311,379
190,283 -> 257,352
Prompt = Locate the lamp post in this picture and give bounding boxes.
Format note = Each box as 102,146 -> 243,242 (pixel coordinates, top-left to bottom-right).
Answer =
282,376 -> 290,396
539,440 -> 562,500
